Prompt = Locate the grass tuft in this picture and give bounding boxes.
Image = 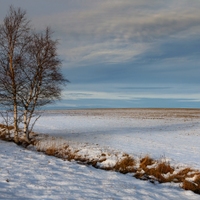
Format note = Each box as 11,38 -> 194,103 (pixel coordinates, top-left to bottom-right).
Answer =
156,161 -> 174,174
114,156 -> 136,174
45,146 -> 57,156
182,180 -> 200,194
135,157 -> 174,183
140,155 -> 155,169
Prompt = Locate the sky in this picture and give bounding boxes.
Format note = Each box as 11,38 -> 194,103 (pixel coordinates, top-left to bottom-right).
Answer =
1,0 -> 200,109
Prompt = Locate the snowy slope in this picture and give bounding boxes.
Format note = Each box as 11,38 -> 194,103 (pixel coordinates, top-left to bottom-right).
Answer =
34,109 -> 200,169
1,109 -> 200,199
0,140 -> 199,200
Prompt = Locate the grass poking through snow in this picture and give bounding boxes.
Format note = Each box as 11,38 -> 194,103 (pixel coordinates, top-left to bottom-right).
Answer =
114,155 -> 136,174
0,125 -> 200,195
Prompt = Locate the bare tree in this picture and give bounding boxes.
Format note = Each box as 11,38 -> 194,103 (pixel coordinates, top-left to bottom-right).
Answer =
0,6 -> 68,143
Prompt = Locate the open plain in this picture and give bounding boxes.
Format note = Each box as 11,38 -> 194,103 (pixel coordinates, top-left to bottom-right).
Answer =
1,108 -> 200,199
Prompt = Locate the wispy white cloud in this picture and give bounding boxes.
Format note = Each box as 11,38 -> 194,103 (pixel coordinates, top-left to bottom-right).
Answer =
1,1 -> 200,67
1,0 -> 200,108
62,90 -> 200,102
30,0 -> 200,67
60,42 -> 148,66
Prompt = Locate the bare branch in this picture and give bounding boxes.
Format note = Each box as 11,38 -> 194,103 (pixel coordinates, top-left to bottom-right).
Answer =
0,6 -> 68,143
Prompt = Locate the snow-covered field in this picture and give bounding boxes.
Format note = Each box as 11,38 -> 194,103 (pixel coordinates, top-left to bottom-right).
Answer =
1,108 -> 200,199
35,109 -> 200,169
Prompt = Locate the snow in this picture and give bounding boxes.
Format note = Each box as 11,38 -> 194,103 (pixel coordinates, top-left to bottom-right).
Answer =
0,140 -> 198,200
0,108 -> 200,199
34,109 -> 200,169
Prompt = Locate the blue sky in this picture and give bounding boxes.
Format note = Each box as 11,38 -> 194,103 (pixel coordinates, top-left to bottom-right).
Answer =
1,0 -> 200,109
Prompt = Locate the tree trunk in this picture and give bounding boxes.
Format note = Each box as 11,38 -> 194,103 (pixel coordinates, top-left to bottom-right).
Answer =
23,109 -> 30,143
9,54 -> 19,144
13,102 -> 19,143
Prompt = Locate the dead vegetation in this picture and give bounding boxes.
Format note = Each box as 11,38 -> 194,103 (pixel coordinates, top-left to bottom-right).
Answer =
0,124 -> 37,147
0,125 -> 200,195
0,124 -> 14,141
114,155 -> 136,174
182,175 -> 200,194
45,146 -> 57,156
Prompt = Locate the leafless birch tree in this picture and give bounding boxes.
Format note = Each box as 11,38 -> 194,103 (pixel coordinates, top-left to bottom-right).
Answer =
0,6 -> 67,143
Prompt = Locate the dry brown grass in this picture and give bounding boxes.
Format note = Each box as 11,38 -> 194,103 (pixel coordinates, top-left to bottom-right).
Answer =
135,157 -> 200,195
135,156 -> 175,183
156,162 -> 174,174
182,180 -> 200,194
0,124 -> 13,141
45,146 -> 57,156
172,168 -> 193,183
140,155 -> 155,169
146,162 -> 174,183
65,151 -> 77,161
1,123 -> 200,195
40,144 -> 78,161
0,123 -> 37,148
0,124 -> 14,130
182,175 -> 200,194
135,156 -> 156,180
114,156 -> 136,174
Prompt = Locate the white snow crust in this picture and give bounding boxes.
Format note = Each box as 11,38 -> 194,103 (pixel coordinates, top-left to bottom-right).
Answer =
0,108 -> 200,199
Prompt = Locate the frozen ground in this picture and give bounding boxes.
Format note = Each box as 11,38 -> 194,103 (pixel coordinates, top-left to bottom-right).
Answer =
34,109 -> 200,169
0,141 -> 198,200
0,108 -> 200,199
